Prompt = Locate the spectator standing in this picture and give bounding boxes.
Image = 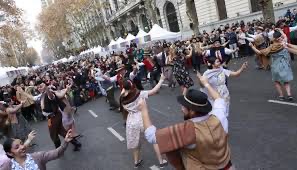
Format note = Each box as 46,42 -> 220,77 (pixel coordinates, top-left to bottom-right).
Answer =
226,28 -> 239,58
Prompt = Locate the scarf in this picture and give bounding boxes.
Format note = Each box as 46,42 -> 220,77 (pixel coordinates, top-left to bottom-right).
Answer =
11,154 -> 39,170
261,42 -> 284,57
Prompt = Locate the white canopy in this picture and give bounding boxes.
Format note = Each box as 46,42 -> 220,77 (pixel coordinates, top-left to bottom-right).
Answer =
108,39 -> 117,47
116,37 -> 125,44
125,33 -> 136,41
136,29 -> 149,38
148,24 -> 181,41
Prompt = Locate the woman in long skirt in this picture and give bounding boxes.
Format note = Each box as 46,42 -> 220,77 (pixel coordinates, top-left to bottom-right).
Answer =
120,75 -> 167,168
250,30 -> 294,101
201,57 -> 248,117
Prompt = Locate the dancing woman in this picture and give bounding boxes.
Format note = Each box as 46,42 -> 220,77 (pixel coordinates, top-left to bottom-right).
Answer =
201,57 -> 248,117
1,130 -> 73,170
250,31 -> 294,101
171,48 -> 194,95
0,131 -> 36,168
120,74 -> 167,168
1,97 -> 32,141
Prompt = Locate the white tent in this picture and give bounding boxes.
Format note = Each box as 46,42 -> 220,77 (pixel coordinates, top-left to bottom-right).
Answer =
148,24 -> 181,41
136,29 -> 149,38
116,37 -> 125,44
108,39 -> 118,50
125,33 -> 136,41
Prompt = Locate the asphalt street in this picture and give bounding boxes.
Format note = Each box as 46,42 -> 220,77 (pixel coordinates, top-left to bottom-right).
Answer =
29,56 -> 297,170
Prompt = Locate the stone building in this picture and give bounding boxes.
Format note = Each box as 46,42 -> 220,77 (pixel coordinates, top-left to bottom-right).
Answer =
96,0 -> 297,47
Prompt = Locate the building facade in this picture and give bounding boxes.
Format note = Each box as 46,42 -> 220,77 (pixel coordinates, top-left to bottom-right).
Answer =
40,0 -> 54,8
95,0 -> 297,46
41,0 -> 297,49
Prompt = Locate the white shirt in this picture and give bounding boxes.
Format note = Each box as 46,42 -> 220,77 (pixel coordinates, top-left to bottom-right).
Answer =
205,48 -> 234,57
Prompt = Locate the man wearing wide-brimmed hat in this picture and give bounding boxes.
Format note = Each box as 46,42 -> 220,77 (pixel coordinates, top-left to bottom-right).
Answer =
139,74 -> 233,170
203,38 -> 238,67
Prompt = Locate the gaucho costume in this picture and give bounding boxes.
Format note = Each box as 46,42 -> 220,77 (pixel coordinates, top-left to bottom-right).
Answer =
42,93 -> 81,150
144,90 -> 233,170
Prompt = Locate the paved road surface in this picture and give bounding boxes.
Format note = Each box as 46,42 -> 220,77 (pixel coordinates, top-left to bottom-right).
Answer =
29,56 -> 297,170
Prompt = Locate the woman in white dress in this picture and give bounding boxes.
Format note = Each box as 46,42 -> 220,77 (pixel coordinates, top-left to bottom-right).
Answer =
120,74 -> 167,168
201,57 -> 248,117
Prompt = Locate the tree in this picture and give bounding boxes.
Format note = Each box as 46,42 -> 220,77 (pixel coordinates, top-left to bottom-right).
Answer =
24,47 -> 40,66
259,0 -> 275,23
37,0 -> 104,57
0,0 -> 21,19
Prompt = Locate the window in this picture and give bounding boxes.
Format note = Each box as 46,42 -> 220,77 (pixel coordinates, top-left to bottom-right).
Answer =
166,2 -> 180,32
250,0 -> 261,13
216,0 -> 227,20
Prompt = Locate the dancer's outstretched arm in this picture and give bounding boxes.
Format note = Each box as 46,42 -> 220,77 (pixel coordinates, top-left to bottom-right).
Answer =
229,62 -> 248,77
148,74 -> 165,96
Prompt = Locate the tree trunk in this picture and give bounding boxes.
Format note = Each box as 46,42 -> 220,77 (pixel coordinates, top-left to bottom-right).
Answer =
185,0 -> 199,35
260,0 -> 275,23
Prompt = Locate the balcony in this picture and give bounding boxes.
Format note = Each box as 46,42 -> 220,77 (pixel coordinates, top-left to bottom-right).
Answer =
108,0 -> 141,22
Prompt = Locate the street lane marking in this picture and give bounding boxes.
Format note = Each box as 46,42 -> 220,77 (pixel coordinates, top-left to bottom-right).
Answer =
88,110 -> 98,118
150,165 -> 160,170
107,127 -> 125,142
268,100 -> 297,107
161,83 -> 169,87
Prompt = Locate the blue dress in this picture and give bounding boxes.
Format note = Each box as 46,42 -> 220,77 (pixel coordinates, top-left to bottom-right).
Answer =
270,49 -> 293,83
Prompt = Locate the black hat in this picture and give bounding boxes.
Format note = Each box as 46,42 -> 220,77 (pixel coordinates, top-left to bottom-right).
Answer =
177,89 -> 212,113
273,30 -> 282,39
212,38 -> 221,44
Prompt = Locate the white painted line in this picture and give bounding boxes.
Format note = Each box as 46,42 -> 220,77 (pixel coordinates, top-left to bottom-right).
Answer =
161,83 -> 169,87
107,127 -> 125,142
150,165 -> 160,170
88,110 -> 98,118
268,100 -> 297,107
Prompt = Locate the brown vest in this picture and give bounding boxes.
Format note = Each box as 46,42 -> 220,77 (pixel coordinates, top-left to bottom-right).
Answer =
182,115 -> 231,170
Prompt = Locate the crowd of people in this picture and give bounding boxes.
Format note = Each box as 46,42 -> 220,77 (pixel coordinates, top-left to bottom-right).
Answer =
0,10 -> 296,169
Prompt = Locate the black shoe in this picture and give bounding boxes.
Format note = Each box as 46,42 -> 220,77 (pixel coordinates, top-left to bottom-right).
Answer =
134,160 -> 143,168
287,96 -> 294,101
159,160 -> 168,168
278,96 -> 285,101
73,134 -> 83,140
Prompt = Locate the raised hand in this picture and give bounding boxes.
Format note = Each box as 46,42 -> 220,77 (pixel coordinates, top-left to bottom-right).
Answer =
65,130 -> 73,143
28,130 -> 37,141
160,74 -> 166,81
241,61 -> 248,70
197,72 -> 209,87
